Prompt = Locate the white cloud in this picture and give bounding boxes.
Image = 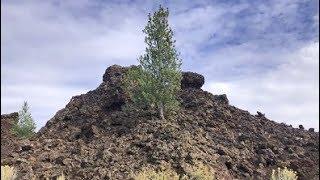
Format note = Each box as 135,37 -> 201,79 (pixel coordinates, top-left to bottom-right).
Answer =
1,0 -> 318,132
1,84 -> 90,130
204,42 -> 319,130
1,1 -> 146,130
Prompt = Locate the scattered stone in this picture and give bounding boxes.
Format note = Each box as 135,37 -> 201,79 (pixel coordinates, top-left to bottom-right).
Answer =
299,125 -> 304,130
255,111 -> 265,118
308,128 -> 315,132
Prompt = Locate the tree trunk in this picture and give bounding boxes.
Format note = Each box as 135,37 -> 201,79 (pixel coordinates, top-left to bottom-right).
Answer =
159,102 -> 165,120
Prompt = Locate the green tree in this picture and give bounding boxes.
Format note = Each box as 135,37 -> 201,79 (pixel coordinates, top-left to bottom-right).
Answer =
125,6 -> 182,120
12,101 -> 36,139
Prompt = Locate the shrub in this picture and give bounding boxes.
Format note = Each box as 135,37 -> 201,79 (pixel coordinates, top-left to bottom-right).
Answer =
133,168 -> 180,180
11,101 -> 36,139
1,165 -> 17,180
56,173 -> 66,180
133,163 -> 215,180
1,165 -> 65,180
188,163 -> 215,180
270,167 -> 298,180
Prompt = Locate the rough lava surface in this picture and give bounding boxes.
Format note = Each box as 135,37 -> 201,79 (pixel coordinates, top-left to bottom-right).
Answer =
1,112 -> 19,159
1,65 -> 319,180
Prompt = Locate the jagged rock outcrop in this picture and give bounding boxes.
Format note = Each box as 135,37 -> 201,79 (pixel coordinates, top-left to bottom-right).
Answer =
1,65 -> 319,180
181,72 -> 204,89
1,112 -> 19,159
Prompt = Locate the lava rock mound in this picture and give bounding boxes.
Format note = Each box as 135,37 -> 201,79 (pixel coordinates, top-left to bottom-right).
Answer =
1,112 -> 19,159
1,65 -> 319,180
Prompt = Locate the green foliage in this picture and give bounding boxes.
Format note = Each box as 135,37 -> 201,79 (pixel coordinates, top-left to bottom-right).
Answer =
11,101 -> 36,139
124,6 -> 182,120
270,167 -> 298,180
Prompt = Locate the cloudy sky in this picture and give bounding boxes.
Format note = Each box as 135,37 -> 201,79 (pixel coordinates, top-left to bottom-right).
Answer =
1,0 -> 319,131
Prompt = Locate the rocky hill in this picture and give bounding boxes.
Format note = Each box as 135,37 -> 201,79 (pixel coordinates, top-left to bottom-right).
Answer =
1,112 -> 19,159
1,65 -> 319,180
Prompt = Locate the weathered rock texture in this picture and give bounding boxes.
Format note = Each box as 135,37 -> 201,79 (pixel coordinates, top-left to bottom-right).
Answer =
181,72 -> 204,89
1,65 -> 319,180
1,112 -> 19,159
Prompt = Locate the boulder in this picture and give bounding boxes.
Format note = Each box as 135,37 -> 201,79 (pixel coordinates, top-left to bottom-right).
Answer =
102,65 -> 128,83
255,111 -> 265,118
299,125 -> 304,130
308,128 -> 315,132
181,72 -> 204,89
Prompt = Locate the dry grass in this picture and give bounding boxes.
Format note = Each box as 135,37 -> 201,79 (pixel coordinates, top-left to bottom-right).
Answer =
133,163 -> 215,180
56,173 -> 66,180
2,164 -> 299,180
0,166 -> 66,180
133,168 -> 180,180
1,165 -> 17,180
42,173 -> 65,180
187,163 -> 215,180
270,167 -> 298,180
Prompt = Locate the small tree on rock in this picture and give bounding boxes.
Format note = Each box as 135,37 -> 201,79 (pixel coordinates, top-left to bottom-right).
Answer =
12,101 -> 36,139
125,6 -> 182,120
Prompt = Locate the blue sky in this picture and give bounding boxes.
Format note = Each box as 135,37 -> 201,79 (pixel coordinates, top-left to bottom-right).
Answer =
1,0 -> 319,130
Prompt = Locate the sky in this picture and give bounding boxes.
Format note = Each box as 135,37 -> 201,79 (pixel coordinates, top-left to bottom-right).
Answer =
1,0 -> 319,131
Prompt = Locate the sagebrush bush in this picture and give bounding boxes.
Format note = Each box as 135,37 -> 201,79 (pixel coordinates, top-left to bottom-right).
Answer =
133,168 -> 180,180
270,167 -> 298,180
1,165 -> 65,180
1,165 -> 17,180
56,173 -> 65,180
188,163 -> 215,180
133,163 -> 215,180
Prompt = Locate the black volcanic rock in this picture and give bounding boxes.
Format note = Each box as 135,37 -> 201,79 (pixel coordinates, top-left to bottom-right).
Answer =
181,72 -> 204,89
255,111 -> 265,118
103,65 -> 205,90
1,65 -> 318,180
102,65 -> 129,84
213,94 -> 229,105
299,125 -> 304,130
1,112 -> 19,159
